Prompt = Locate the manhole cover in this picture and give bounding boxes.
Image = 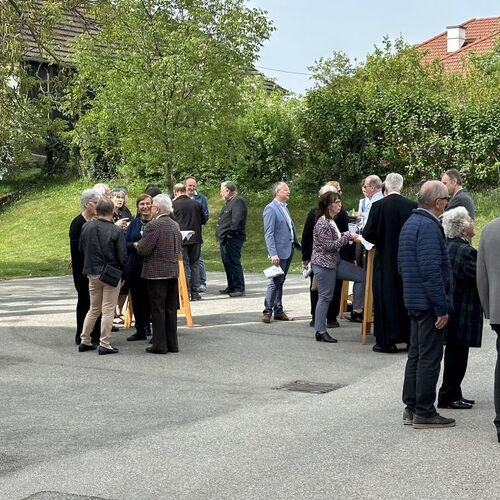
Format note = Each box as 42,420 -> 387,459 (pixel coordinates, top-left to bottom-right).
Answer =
22,492 -> 110,500
274,380 -> 346,394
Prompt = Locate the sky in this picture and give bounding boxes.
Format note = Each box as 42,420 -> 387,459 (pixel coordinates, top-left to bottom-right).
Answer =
247,0 -> 499,94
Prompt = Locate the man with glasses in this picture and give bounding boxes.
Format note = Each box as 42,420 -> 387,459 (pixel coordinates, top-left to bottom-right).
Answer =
398,181 -> 455,429
361,175 -> 384,229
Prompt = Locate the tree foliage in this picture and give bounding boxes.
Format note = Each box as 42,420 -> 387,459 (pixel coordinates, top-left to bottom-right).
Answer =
302,36 -> 500,187
66,0 -> 272,189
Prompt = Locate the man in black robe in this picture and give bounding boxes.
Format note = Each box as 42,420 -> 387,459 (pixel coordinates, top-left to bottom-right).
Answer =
362,173 -> 417,353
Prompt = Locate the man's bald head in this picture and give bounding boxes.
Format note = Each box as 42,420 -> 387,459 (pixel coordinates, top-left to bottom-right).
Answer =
418,181 -> 449,216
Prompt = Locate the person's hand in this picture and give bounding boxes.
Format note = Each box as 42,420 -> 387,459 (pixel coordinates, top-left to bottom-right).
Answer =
115,218 -> 129,229
302,260 -> 310,268
350,232 -> 359,242
271,256 -> 280,266
435,314 -> 448,329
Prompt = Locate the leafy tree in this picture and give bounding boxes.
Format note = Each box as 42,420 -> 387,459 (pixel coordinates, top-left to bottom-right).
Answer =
66,0 -> 272,190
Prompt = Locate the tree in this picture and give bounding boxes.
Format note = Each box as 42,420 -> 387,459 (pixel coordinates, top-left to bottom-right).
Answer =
66,0 -> 273,189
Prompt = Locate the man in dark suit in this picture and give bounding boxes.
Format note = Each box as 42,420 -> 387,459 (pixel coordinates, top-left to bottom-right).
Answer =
441,168 -> 476,219
136,194 -> 182,354
215,181 -> 248,297
362,173 -> 417,353
172,183 -> 207,301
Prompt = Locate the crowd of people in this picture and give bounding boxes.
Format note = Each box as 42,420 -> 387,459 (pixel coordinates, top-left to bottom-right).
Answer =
69,169 -> 500,443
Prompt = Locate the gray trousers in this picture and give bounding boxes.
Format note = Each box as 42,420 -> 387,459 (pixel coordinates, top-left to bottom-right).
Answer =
312,260 -> 365,333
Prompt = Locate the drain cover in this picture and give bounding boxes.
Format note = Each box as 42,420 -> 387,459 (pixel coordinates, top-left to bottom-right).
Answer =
22,492 -> 110,500
274,380 -> 346,394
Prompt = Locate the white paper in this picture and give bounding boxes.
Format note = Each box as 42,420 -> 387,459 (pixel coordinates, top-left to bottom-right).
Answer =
263,265 -> 285,279
357,235 -> 374,251
181,230 -> 195,241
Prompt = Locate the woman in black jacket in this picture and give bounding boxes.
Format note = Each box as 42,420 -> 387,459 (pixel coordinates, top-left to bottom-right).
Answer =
438,206 -> 483,410
69,188 -> 101,345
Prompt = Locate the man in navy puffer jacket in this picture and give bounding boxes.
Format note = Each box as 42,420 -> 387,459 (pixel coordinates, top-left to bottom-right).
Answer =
398,180 -> 455,429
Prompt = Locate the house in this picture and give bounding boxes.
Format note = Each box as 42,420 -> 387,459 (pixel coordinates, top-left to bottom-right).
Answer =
416,16 -> 500,72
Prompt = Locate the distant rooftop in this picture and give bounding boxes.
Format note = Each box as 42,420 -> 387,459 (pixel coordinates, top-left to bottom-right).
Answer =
416,16 -> 500,72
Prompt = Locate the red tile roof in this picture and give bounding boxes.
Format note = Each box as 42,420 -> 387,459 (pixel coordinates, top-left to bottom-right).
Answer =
417,17 -> 500,72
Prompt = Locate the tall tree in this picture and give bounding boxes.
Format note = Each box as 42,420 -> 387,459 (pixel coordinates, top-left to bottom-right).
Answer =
67,0 -> 272,189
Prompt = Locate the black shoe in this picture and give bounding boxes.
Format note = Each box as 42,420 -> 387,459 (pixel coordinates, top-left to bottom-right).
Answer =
145,346 -> 167,354
437,400 -> 472,410
372,344 -> 398,353
219,287 -> 232,294
461,397 -> 475,405
78,343 -> 97,352
413,414 -> 456,428
403,408 -> 414,425
190,292 -> 202,301
497,432 -> 500,443
75,333 -> 81,345
348,311 -> 363,323
327,320 -> 340,328
229,290 -> 245,297
315,331 -> 338,343
111,325 -> 119,332
309,320 -> 315,327
127,332 -> 147,341
97,345 -> 119,355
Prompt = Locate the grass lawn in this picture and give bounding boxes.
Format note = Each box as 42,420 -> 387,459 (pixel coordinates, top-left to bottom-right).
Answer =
0,173 -> 499,280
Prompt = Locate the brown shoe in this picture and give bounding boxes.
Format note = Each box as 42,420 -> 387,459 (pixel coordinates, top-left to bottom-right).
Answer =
261,313 -> 271,324
274,312 -> 291,321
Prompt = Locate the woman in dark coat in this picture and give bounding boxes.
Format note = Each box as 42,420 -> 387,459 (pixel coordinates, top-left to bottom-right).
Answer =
69,188 -> 101,345
438,206 -> 483,409
125,194 -> 153,341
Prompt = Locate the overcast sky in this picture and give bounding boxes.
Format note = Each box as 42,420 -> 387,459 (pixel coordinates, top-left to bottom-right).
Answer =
247,0 -> 499,94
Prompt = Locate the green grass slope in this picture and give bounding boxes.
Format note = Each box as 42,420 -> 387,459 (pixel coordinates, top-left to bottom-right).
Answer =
0,175 -> 499,280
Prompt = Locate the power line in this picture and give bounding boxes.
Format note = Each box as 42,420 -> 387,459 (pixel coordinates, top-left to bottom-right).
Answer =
255,65 -> 313,76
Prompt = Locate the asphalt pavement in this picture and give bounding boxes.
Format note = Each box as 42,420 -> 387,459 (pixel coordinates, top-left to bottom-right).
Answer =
0,272 -> 498,500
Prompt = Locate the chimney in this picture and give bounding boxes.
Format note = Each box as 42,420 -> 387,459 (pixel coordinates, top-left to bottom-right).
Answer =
446,25 -> 466,52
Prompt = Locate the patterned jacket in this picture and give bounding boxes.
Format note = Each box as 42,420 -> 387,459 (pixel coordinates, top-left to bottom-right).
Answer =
136,214 -> 182,279
311,216 -> 351,269
446,237 -> 483,348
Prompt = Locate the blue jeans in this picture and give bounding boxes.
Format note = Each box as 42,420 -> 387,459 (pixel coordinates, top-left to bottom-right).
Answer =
403,310 -> 444,417
220,237 -> 245,291
263,255 -> 292,316
312,260 -> 365,333
199,253 -> 206,286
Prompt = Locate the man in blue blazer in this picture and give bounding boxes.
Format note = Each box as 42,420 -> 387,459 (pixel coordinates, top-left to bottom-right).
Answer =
262,182 -> 299,323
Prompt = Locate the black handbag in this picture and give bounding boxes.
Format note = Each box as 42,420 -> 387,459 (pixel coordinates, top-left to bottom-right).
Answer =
95,222 -> 122,287
99,263 -> 122,287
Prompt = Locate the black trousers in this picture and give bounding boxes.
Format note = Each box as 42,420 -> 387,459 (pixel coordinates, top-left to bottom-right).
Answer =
438,345 -> 470,405
402,309 -> 444,417
73,273 -> 101,345
147,279 -> 178,353
182,244 -> 201,293
492,325 -> 500,435
220,237 -> 245,292
129,273 -> 151,335
309,275 -> 342,322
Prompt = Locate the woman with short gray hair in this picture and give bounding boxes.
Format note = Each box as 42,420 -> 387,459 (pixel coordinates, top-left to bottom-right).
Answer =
69,188 -> 102,345
438,206 -> 483,410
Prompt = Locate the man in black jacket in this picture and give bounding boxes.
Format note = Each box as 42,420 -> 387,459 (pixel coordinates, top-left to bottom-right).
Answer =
79,197 -> 128,355
216,181 -> 248,297
172,183 -> 207,301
